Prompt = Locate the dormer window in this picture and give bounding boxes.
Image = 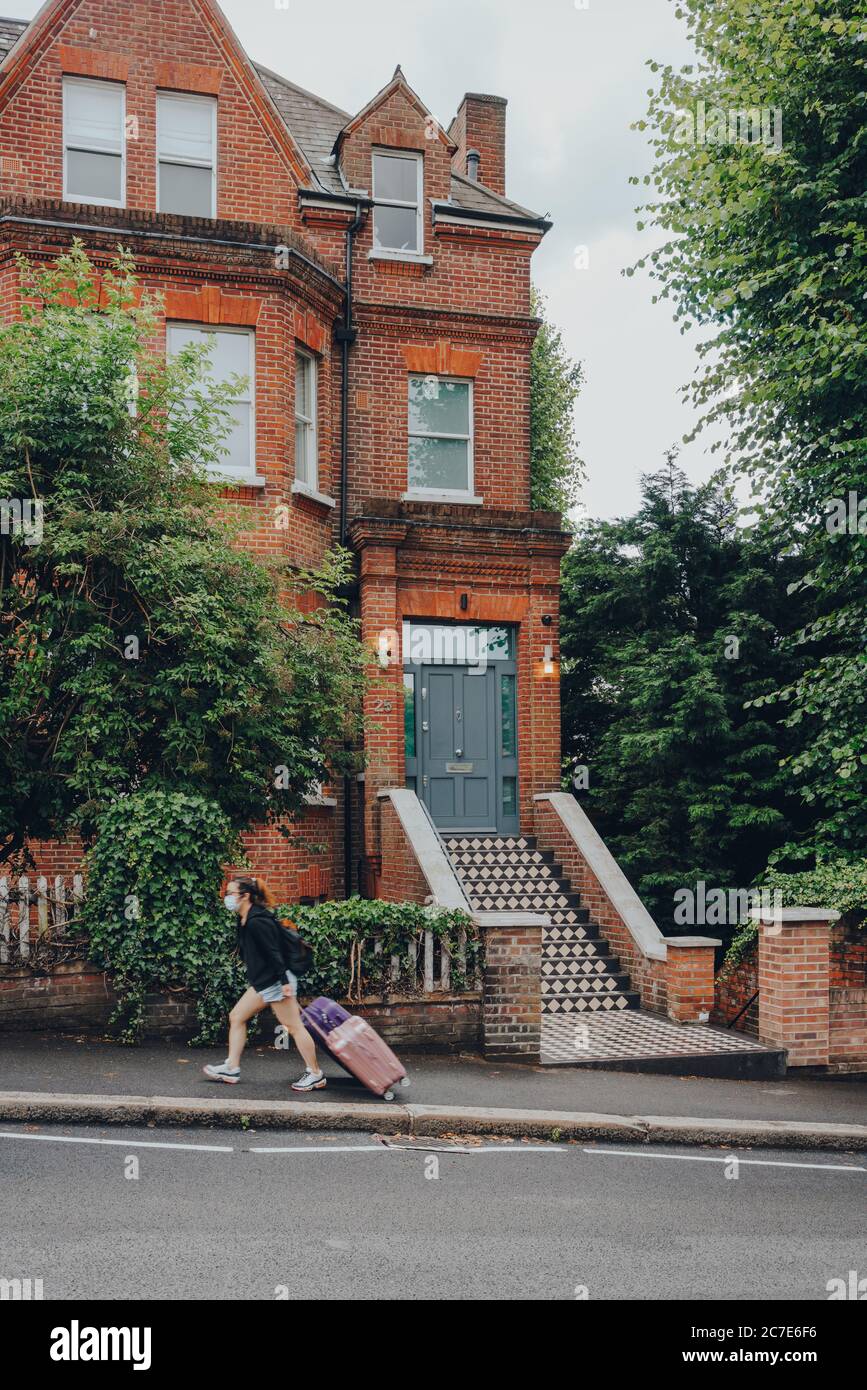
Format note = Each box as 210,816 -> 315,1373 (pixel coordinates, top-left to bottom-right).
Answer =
372,150 -> 423,254
157,92 -> 217,218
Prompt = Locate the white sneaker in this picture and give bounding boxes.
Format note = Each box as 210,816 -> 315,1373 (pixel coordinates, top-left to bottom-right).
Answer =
291,1068 -> 326,1092
203,1061 -> 241,1085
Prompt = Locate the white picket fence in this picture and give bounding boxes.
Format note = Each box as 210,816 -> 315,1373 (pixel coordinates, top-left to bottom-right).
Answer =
354,924 -> 480,1001
0,874 -> 84,965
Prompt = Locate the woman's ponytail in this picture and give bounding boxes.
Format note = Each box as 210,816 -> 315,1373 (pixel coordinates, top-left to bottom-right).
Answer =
234,875 -> 275,909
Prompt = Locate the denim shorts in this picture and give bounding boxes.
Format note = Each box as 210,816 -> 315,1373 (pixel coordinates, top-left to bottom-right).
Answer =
259,970 -> 298,1005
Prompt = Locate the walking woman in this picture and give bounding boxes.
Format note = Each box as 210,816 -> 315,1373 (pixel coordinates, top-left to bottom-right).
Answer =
203,875 -> 325,1092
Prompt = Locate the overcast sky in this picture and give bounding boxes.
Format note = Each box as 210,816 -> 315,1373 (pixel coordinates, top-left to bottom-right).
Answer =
12,0 -> 720,521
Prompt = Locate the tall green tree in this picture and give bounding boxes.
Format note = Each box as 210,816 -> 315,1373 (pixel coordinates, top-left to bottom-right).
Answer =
0,244 -> 368,862
561,462 -> 816,933
529,288 -> 584,517
633,0 -> 866,861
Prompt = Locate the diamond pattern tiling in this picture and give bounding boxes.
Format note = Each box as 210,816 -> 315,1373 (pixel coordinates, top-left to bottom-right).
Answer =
541,1012 -> 773,1065
443,832 -> 640,1024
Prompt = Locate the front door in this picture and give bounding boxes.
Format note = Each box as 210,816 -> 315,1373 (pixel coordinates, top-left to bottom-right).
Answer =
403,623 -> 519,834
422,664 -> 497,830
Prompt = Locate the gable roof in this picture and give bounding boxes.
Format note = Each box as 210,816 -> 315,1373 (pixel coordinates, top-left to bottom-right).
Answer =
335,67 -> 455,154
0,13 -> 546,224
255,63 -> 348,196
0,2 -> 315,186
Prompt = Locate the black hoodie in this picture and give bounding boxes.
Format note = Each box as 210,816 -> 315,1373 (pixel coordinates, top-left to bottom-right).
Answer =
236,904 -> 288,992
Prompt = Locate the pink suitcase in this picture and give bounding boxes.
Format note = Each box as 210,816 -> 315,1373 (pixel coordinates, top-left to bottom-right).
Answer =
326,1014 -> 410,1101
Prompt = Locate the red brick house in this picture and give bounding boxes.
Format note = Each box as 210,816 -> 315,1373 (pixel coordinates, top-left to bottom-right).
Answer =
4,4 -> 841,1071
0,0 -> 569,906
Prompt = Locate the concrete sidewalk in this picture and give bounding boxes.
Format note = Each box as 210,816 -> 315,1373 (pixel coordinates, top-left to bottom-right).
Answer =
0,1032 -> 865,1149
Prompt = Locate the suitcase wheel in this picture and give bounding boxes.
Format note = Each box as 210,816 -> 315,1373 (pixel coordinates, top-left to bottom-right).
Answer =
383,1090 -> 395,1102
399,1076 -> 411,1088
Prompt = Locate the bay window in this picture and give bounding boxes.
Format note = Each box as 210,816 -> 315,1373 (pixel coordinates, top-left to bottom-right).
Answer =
167,324 -> 256,482
294,349 -> 317,488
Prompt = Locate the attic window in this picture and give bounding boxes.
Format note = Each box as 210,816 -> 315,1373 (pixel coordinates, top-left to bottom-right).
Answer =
372,150 -> 422,254
157,92 -> 216,218
63,77 -> 125,208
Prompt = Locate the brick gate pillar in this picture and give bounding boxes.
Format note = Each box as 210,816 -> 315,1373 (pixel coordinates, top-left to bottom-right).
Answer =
476,910 -> 545,1061
757,907 -> 839,1067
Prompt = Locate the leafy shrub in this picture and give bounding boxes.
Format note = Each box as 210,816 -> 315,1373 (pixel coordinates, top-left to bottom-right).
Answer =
722,858 -> 867,968
762,860 -> 867,924
283,897 -> 480,1002
81,789 -> 244,1045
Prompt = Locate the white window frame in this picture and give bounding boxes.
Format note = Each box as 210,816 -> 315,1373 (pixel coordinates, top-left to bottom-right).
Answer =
372,148 -> 424,256
62,76 -> 126,209
166,323 -> 258,484
405,374 -> 477,501
156,91 -> 217,219
294,347 -> 318,490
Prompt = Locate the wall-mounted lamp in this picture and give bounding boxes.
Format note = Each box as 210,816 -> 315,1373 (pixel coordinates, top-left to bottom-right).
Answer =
543,644 -> 555,675
459,593 -> 469,611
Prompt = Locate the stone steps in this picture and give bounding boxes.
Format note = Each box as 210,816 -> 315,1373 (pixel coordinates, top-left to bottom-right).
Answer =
443,832 -> 639,1017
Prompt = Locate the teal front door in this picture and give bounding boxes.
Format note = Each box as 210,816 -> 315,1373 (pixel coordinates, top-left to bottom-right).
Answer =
422,664 -> 497,830
403,623 -> 519,834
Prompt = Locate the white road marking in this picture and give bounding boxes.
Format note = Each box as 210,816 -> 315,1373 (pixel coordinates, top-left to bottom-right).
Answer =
250,1144 -> 391,1153
0,1130 -> 233,1153
582,1147 -> 865,1172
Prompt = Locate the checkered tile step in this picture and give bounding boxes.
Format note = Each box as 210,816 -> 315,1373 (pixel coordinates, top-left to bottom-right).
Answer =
541,1012 -> 773,1065
443,832 -> 639,1016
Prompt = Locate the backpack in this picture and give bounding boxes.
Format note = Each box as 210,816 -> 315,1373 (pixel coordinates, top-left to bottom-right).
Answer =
276,915 -> 314,978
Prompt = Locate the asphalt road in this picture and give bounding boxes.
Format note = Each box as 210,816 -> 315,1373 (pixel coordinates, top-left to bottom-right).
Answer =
0,1122 -> 863,1300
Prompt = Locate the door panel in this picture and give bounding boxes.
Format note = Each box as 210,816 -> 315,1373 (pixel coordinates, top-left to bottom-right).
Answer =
420,664 -> 496,830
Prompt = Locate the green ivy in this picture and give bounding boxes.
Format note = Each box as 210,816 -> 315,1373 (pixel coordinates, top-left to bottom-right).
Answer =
80,789 -> 245,1045
79,792 -> 480,1045
720,921 -> 758,972
762,859 -> 867,923
283,897 -> 481,1002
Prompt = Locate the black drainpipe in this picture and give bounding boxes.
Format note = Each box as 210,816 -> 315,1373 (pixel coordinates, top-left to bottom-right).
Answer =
335,201 -> 365,897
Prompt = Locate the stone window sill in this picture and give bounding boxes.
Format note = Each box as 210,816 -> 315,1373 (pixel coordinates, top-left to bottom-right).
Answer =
291,480 -> 336,509
214,474 -> 267,490
368,250 -> 433,267
401,490 -> 483,506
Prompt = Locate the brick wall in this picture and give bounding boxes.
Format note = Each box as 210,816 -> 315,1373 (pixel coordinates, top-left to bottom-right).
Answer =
378,798 -> 429,904
0,963 -> 480,1049
829,988 -> 867,1068
713,949 -> 759,1036
831,920 -> 867,986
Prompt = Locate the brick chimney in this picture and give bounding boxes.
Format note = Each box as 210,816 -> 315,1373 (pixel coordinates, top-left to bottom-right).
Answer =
449,93 -> 507,196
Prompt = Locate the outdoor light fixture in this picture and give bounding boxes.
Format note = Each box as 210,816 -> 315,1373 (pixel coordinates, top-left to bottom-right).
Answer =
460,593 -> 469,611
543,644 -> 554,675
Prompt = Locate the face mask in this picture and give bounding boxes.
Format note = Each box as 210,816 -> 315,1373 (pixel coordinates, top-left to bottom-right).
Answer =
223,893 -> 240,913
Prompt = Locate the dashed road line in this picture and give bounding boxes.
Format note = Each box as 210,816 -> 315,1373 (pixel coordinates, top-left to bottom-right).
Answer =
583,1147 -> 865,1172
0,1130 -> 234,1153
